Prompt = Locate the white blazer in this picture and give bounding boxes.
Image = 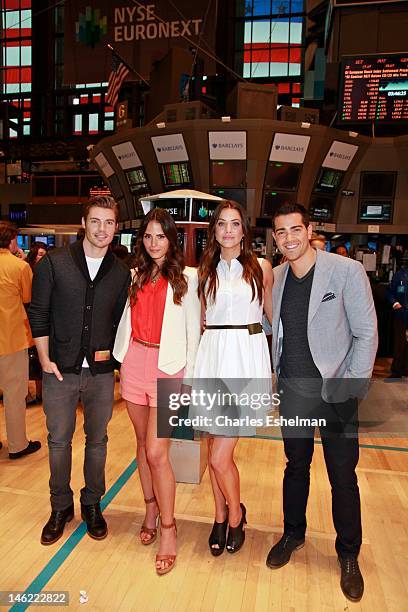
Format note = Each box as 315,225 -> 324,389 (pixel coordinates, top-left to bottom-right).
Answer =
113,266 -> 201,380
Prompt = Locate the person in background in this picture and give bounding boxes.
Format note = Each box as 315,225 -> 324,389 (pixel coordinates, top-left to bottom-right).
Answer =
113,208 -> 201,575
26,242 -> 48,269
385,254 -> 408,379
0,221 -> 41,459
332,244 -> 349,257
112,244 -> 132,268
29,196 -> 130,546
26,242 -> 49,405
268,203 -> 377,603
310,233 -> 326,251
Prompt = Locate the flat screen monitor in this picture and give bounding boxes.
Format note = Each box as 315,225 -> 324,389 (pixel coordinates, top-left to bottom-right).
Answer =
35,236 -> 48,245
210,188 -> 246,207
120,233 -> 132,250
314,168 -> 344,194
360,172 -> 396,198
153,198 -> 189,221
338,54 -> 408,123
191,199 -> 219,222
309,196 -> 335,222
160,162 -> 191,189
17,235 -> 29,250
359,199 -> 393,223
264,162 -> 301,191
125,168 -> 150,196
262,191 -> 297,217
210,161 -> 246,188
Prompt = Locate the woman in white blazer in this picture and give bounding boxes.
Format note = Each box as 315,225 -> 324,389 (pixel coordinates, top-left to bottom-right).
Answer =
113,208 -> 200,575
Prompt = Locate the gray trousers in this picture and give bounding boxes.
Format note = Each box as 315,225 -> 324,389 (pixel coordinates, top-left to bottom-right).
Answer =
43,369 -> 114,510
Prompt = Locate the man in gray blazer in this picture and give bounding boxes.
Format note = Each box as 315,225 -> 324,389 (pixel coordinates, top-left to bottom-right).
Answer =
266,204 -> 377,603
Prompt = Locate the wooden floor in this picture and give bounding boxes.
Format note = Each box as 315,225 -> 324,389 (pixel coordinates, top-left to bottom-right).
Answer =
0,372 -> 407,611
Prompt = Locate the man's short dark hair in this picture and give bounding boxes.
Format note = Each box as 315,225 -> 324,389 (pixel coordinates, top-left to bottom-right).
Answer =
82,195 -> 119,222
0,221 -> 18,248
272,203 -> 310,230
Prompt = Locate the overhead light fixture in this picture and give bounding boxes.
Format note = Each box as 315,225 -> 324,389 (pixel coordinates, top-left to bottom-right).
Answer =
349,131 -> 358,138
301,122 -> 311,128
156,122 -> 166,129
221,116 -> 231,122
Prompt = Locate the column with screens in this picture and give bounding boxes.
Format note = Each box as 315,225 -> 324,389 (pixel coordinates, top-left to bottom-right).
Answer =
358,172 -> 396,224
112,141 -> 150,219
262,133 -> 310,217
151,133 -> 192,190
309,140 -> 358,222
208,131 -> 247,206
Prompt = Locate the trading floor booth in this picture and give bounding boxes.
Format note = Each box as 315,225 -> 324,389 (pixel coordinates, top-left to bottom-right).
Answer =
140,189 -> 224,267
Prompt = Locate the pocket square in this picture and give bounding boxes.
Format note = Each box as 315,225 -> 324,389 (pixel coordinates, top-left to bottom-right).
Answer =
322,292 -> 336,302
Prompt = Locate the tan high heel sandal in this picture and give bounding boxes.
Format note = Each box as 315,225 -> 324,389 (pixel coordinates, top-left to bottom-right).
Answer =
155,519 -> 177,575
140,496 -> 159,546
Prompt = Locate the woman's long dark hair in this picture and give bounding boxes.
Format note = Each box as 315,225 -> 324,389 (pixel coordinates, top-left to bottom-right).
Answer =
130,208 -> 187,305
198,200 -> 263,307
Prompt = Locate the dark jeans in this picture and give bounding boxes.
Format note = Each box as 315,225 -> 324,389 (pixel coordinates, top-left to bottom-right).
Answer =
391,316 -> 408,376
279,379 -> 361,558
43,369 -> 114,511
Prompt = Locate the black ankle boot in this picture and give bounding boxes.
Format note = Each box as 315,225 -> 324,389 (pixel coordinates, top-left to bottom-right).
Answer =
208,508 -> 228,557
81,502 -> 107,540
338,556 -> 364,601
226,503 -> 247,554
41,505 -> 74,545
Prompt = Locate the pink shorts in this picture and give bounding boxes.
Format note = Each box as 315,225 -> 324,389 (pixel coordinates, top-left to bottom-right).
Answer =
120,340 -> 184,407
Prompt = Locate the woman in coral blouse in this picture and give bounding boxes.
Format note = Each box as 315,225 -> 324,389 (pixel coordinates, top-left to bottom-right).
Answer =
114,208 -> 200,575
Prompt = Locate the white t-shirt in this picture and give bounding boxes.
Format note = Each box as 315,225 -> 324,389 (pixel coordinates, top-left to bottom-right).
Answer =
82,256 -> 104,367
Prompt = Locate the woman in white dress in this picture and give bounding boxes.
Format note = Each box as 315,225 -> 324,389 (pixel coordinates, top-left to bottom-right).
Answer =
193,200 -> 273,555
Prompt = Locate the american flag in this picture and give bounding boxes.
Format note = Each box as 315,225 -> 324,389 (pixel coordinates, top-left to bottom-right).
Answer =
106,51 -> 130,107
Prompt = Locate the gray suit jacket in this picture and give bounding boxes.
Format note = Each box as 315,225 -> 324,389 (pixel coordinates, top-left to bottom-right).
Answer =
272,249 -> 378,401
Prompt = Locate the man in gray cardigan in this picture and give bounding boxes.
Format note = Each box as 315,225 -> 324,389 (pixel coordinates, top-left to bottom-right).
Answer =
29,196 -> 130,545
266,204 -> 378,603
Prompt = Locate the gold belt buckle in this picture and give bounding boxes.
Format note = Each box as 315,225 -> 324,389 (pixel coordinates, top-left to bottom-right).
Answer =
247,323 -> 262,335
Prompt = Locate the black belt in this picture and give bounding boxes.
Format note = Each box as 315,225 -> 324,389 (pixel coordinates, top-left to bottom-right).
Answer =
205,323 -> 263,335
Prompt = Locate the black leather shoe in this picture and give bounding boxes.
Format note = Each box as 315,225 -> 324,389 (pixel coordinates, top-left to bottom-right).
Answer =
41,505 -> 74,545
338,556 -> 364,602
226,503 -> 247,554
81,503 -> 107,540
266,534 -> 305,568
9,440 -> 41,460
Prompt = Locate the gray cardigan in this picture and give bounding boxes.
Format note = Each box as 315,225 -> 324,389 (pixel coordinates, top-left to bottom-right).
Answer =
29,240 -> 130,375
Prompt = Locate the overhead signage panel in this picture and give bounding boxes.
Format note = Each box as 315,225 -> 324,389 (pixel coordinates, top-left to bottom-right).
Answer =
322,141 -> 359,170
94,152 -> 114,178
151,133 -> 189,163
112,141 -> 142,169
208,131 -> 247,160
269,133 -> 311,164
